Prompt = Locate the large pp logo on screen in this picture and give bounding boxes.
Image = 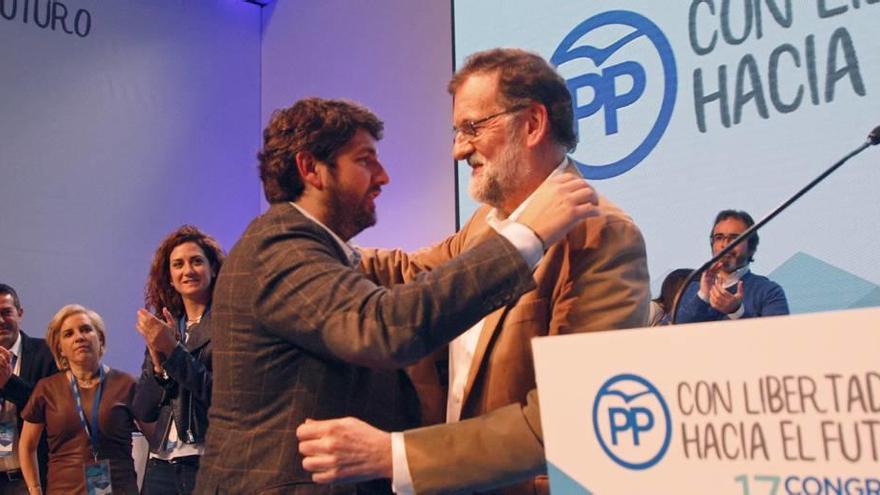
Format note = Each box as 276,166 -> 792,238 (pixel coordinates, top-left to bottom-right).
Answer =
593,374 -> 671,470
552,11 -> 677,179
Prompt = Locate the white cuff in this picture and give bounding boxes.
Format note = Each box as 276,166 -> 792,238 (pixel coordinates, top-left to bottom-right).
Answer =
497,222 -> 543,269
391,432 -> 415,495
697,289 -> 709,303
727,303 -> 745,319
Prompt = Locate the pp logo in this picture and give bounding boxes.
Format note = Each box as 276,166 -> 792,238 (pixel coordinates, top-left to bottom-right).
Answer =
592,373 -> 671,470
551,10 -> 677,179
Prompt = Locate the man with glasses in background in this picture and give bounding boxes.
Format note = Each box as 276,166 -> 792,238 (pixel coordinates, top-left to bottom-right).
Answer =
297,48 -> 650,494
677,209 -> 789,323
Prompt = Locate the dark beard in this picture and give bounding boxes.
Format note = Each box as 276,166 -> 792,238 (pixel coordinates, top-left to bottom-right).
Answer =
720,251 -> 750,273
326,191 -> 376,241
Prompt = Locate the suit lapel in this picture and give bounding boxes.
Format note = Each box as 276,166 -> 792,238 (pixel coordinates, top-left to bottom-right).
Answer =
185,319 -> 210,352
456,211 -> 512,416
17,332 -> 34,381
460,305 -> 509,415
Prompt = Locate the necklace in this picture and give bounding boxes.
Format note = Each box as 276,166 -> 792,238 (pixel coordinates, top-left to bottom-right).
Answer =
71,371 -> 100,388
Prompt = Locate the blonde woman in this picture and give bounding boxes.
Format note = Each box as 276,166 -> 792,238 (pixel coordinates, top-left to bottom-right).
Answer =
19,305 -> 138,494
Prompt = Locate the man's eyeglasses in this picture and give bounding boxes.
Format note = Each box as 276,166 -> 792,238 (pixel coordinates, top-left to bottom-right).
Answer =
710,233 -> 744,244
452,105 -> 526,142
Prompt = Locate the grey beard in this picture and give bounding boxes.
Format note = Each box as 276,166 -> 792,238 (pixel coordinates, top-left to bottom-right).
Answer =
470,175 -> 505,209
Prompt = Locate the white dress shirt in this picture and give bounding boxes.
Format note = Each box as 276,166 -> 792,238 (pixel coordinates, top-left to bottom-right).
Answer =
0,332 -> 24,470
392,158 -> 568,494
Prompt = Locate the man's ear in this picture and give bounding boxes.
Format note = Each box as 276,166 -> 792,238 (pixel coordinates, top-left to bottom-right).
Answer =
295,151 -> 324,190
524,102 -> 551,148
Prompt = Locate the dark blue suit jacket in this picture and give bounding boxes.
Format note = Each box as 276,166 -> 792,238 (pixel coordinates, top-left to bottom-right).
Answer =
2,330 -> 57,485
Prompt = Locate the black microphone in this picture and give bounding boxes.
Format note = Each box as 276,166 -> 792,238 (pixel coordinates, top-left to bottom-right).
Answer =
670,124 -> 880,324
868,125 -> 880,146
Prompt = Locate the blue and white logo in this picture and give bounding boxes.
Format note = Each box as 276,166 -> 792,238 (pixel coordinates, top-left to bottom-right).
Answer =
552,10 -> 677,179
592,373 -> 671,470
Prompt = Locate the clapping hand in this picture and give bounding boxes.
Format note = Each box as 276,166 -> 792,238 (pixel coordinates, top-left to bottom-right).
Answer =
135,308 -> 178,372
0,346 -> 13,388
701,263 -> 744,314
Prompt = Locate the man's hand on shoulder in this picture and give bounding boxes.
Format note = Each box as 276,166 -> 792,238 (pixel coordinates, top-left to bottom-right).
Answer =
517,173 -> 598,248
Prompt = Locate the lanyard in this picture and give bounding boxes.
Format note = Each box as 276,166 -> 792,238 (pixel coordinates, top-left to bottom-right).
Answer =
177,316 -> 187,342
68,366 -> 105,461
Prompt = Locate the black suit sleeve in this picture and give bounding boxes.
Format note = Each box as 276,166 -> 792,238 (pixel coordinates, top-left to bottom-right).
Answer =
131,349 -> 169,422
2,339 -> 57,409
3,374 -> 37,409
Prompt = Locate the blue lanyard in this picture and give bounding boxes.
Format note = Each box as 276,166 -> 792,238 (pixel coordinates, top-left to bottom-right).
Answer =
177,316 -> 187,342
68,366 -> 105,460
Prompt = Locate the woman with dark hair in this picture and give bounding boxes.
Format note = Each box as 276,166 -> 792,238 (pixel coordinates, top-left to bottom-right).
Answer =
131,225 -> 224,495
649,268 -> 693,326
20,304 -> 139,494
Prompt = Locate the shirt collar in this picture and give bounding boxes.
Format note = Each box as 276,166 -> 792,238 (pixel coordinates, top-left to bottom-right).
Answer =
289,202 -> 361,266
8,331 -> 22,359
485,156 -> 569,228
722,265 -> 750,288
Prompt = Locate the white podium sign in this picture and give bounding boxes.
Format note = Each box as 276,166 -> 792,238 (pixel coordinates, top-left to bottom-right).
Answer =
533,308 -> 880,494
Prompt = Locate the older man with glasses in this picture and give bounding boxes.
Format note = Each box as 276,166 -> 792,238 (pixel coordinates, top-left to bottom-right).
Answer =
296,47 -> 651,495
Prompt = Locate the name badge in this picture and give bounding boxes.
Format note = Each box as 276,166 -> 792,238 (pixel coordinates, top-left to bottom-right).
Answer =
0,421 -> 14,458
84,459 -> 113,495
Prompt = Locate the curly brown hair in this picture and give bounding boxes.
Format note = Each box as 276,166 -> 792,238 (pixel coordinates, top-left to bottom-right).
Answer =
449,48 -> 577,152
144,225 -> 225,319
258,97 -> 384,203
